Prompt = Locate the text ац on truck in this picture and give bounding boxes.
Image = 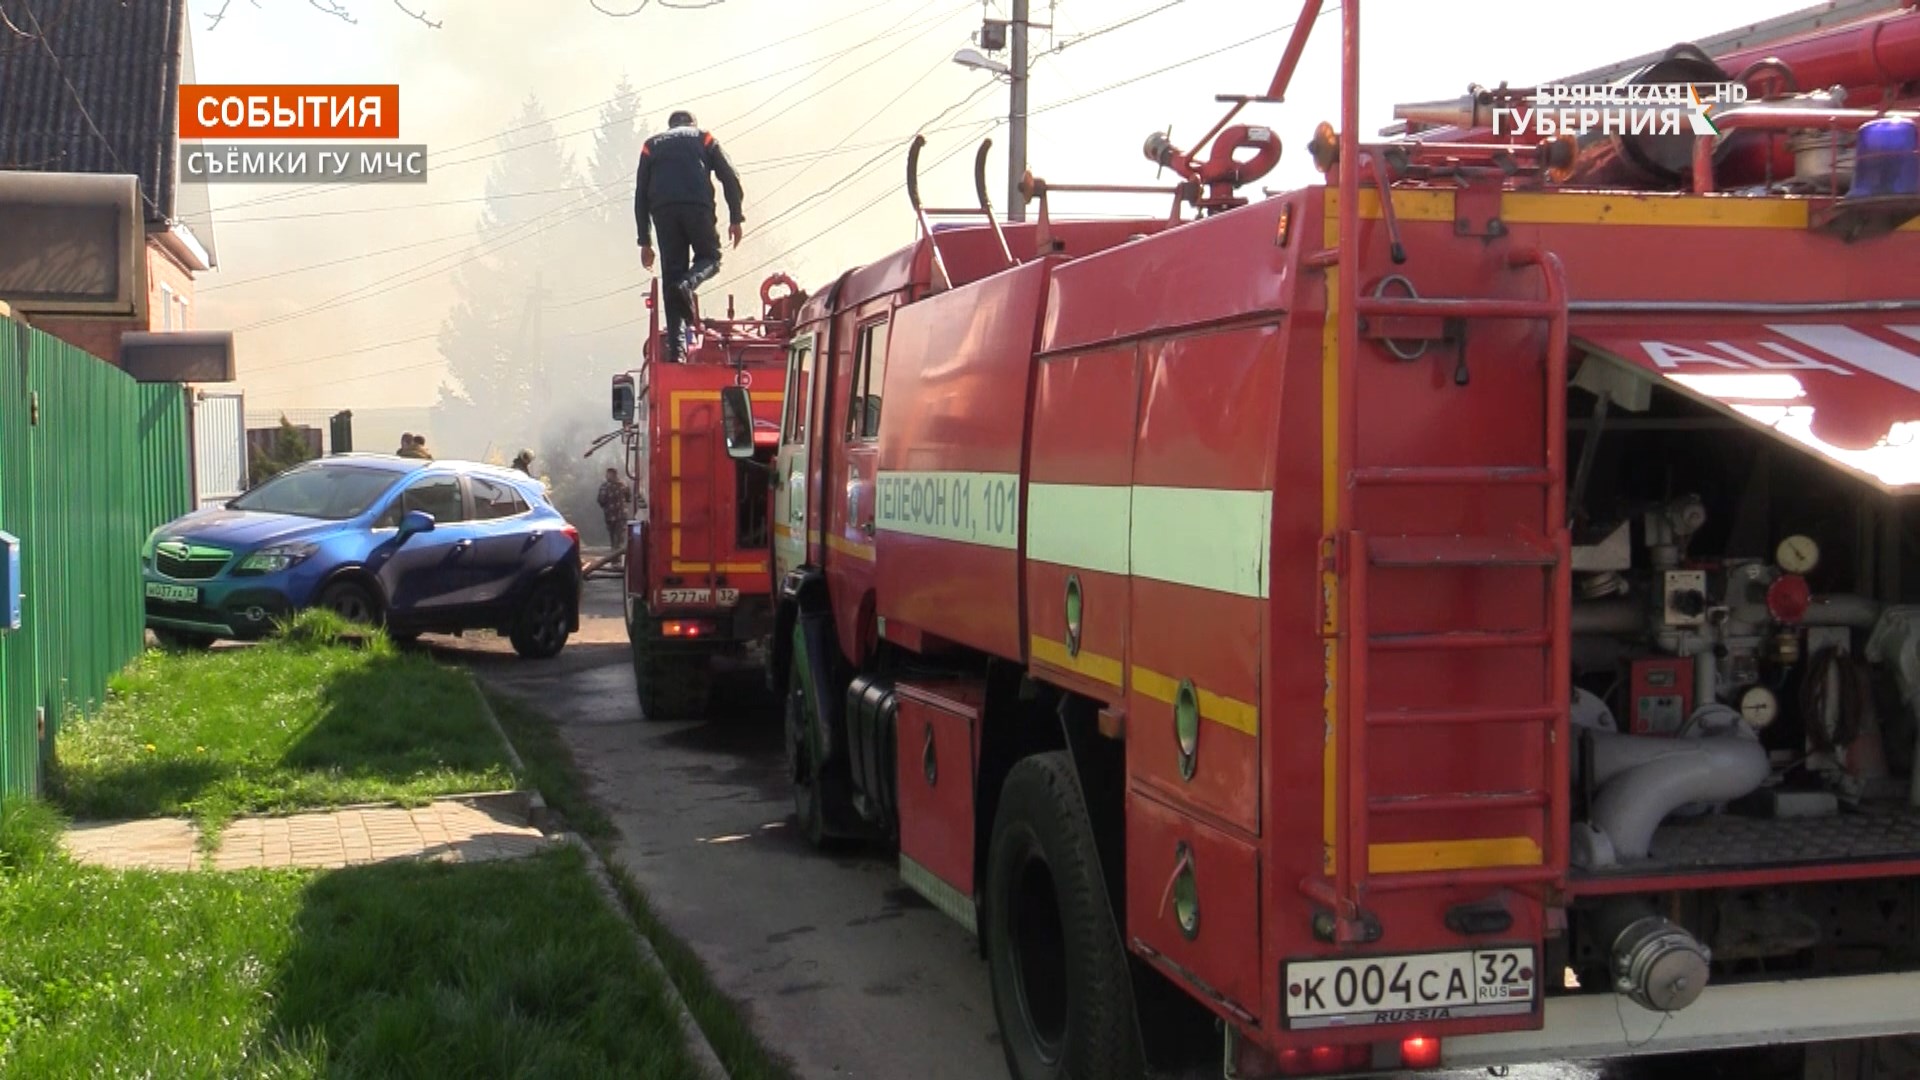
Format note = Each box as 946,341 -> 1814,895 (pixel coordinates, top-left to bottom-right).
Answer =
700,1 -> 1920,1077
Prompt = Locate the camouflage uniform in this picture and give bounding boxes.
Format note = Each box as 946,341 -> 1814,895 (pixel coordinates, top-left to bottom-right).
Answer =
596,477 -> 632,551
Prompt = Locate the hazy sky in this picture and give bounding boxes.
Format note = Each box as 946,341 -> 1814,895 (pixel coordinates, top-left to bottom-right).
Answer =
181,0 -> 1820,411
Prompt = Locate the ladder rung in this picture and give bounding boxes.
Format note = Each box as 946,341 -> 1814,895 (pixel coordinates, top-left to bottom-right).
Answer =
1368,534 -> 1558,568
1370,791 -> 1549,814
1366,705 -> 1560,728
1369,629 -> 1551,652
1350,466 -> 1553,487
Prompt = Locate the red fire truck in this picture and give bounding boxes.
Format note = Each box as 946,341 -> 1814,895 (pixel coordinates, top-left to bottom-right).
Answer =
718,1 -> 1920,1075
615,274 -> 798,720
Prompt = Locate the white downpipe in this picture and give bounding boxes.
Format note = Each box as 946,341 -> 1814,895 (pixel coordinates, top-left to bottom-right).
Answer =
1588,731 -> 1772,860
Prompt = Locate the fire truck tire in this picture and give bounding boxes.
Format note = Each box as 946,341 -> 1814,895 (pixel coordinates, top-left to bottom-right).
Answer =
625,597 -> 717,720
786,665 -> 828,847
631,631 -> 714,722
784,642 -> 857,848
985,752 -> 1147,1080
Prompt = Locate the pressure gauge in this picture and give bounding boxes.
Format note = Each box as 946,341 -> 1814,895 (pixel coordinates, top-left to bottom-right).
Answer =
1776,535 -> 1820,575
1740,686 -> 1779,729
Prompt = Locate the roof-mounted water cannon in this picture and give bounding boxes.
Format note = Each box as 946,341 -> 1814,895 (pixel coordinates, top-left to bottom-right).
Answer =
1140,123 -> 1283,215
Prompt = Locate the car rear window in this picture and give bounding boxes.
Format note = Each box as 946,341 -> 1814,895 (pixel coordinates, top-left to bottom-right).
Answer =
229,465 -> 401,520
471,477 -> 531,520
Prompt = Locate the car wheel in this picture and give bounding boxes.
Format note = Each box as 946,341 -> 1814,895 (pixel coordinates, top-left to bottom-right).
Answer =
153,628 -> 216,651
510,580 -> 571,660
985,752 -> 1147,1080
318,580 -> 381,628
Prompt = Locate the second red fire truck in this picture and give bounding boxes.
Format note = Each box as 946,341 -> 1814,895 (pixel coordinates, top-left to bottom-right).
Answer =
615,276 -> 798,720
715,1 -> 1920,1076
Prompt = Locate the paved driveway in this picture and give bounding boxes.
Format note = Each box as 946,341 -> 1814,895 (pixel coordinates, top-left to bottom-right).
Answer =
434,579 -> 1788,1080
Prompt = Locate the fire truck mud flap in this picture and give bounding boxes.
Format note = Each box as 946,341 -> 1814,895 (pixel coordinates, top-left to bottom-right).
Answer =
1572,319 -> 1920,493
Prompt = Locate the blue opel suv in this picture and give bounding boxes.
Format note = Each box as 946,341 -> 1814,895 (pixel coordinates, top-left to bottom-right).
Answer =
142,455 -> 582,658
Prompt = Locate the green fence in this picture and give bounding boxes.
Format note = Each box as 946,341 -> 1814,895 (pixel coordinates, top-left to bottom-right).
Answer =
0,317 -> 192,799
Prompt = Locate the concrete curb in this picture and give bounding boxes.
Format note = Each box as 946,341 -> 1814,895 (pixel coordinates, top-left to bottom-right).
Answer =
468,676 -> 732,1080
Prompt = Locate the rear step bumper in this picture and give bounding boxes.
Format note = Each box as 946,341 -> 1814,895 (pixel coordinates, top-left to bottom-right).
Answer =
1442,970 -> 1920,1067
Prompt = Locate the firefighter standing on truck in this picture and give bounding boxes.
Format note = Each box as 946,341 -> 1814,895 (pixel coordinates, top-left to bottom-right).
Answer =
636,109 -> 746,362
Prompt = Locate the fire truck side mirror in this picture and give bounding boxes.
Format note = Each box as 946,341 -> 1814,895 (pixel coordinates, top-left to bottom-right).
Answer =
720,386 -> 754,461
612,377 -> 636,424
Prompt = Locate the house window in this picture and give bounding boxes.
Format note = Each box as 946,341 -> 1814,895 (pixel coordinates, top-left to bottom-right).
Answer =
159,283 -> 175,330
174,292 -> 189,330
845,318 -> 889,441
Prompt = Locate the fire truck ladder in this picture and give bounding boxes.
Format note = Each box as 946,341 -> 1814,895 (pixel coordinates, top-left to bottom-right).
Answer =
1305,236 -> 1572,946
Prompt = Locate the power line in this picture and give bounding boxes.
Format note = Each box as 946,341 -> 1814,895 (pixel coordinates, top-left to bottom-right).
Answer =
238,6 -> 1308,378
197,0 -> 969,217
1025,5 -> 1335,123
1042,0 -> 1185,56
203,4 -> 979,324
233,184 -> 622,333
204,0 -> 906,215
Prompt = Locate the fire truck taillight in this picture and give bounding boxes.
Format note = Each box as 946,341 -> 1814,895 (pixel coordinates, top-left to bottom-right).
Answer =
1274,204 -> 1292,247
1275,1043 -> 1369,1076
1400,1035 -> 1441,1069
662,620 -> 712,638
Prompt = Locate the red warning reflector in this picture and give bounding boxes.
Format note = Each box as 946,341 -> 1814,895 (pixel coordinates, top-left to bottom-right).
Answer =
1401,1035 -> 1442,1068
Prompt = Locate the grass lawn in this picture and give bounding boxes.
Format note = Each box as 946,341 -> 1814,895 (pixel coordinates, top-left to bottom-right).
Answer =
49,617 -> 515,838
0,798 -> 705,1078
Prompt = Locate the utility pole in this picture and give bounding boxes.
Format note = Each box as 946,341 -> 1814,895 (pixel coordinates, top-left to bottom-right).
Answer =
1009,0 -> 1029,222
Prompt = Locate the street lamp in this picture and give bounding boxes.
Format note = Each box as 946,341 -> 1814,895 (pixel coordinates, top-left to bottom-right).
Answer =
951,1 -> 1029,222
951,48 -> 1009,77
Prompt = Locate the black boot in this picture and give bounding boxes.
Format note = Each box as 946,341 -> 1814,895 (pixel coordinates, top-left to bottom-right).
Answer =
679,258 -> 717,314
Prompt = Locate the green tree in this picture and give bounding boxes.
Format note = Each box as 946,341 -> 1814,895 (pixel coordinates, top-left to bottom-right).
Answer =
431,95 -> 593,460
249,416 -> 318,484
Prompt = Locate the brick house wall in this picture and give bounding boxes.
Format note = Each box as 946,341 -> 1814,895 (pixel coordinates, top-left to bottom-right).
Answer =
28,236 -> 198,365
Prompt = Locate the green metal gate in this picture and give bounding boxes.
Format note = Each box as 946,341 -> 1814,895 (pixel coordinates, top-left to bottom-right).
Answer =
0,317 -> 191,799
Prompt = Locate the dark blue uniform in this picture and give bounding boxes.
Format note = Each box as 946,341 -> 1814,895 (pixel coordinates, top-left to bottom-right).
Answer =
635,117 -> 745,361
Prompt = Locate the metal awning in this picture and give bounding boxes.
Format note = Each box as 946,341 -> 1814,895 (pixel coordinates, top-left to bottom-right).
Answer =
1573,318 -> 1920,493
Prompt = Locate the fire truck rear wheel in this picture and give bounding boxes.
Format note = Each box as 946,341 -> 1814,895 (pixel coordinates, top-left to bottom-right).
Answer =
785,651 -> 830,847
985,751 -> 1147,1080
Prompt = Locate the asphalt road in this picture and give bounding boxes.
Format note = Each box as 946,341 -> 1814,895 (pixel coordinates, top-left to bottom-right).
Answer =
433,578 -> 1783,1080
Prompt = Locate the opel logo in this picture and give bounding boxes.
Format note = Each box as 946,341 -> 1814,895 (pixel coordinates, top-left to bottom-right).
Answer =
157,540 -> 190,560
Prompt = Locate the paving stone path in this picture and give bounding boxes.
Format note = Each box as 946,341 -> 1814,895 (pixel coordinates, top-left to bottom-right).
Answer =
62,795 -> 552,872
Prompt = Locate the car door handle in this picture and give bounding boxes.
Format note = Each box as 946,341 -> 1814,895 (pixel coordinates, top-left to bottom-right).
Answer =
452,539 -> 472,555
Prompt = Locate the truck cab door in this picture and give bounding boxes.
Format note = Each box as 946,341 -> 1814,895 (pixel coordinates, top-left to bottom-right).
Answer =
773,331 -> 817,578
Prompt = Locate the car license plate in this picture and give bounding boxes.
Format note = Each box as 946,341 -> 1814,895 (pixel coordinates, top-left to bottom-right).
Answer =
657,588 -> 740,605
145,582 -> 199,604
1283,947 -> 1536,1029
